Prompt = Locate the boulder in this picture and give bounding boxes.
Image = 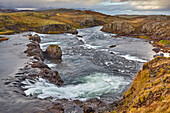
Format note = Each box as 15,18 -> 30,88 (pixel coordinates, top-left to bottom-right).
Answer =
101,21 -> 135,35
152,48 -> 161,53
45,45 -> 62,59
24,41 -> 44,61
29,34 -> 41,43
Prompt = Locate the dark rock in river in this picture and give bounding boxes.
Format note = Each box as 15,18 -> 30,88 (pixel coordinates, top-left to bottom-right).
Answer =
101,21 -> 135,35
40,68 -> 64,86
45,45 -> 62,59
153,53 -> 164,58
24,41 -> 64,86
24,41 -> 44,61
152,48 -> 161,53
31,61 -> 50,69
28,34 -> 41,43
109,45 -> 116,48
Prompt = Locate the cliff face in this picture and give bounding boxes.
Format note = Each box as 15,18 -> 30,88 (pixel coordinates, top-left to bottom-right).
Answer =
101,16 -> 170,41
114,57 -> 170,113
101,21 -> 135,35
0,9 -> 120,35
101,16 -> 170,51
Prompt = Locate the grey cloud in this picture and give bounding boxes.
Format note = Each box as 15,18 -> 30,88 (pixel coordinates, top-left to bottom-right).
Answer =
0,0 -> 169,15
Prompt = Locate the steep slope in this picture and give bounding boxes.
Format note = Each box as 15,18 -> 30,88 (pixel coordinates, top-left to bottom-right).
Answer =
0,9 -> 120,34
114,57 -> 170,113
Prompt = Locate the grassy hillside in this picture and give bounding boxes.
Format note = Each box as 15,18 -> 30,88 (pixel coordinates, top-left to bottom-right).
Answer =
0,9 -> 120,34
114,57 -> 170,113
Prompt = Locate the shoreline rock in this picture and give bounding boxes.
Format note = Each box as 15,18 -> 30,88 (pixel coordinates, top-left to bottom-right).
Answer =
101,21 -> 135,35
113,57 -> 170,113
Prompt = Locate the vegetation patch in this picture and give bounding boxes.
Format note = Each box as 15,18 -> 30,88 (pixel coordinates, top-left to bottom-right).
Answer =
114,57 -> 170,113
159,40 -> 170,45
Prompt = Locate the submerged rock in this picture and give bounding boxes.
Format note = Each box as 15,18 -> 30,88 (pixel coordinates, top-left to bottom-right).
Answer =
45,45 -> 62,59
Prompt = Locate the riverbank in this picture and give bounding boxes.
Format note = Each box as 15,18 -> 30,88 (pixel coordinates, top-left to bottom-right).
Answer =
114,57 -> 170,113
101,15 -> 170,52
0,21 -> 169,113
0,33 -> 55,113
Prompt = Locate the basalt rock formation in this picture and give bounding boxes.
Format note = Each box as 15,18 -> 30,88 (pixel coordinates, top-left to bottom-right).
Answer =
37,24 -> 78,34
80,19 -> 105,27
28,34 -> 41,43
101,21 -> 135,35
114,57 -> 170,113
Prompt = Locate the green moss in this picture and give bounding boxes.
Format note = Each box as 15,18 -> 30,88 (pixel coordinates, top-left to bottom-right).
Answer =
159,40 -> 170,45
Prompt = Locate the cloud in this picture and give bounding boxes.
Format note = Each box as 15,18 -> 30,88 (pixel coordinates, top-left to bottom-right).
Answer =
0,0 -> 169,14
130,0 -> 170,10
0,0 -> 103,8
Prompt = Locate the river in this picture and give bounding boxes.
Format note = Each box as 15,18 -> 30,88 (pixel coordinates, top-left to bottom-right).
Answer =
0,26 -> 168,112
22,26 -> 157,102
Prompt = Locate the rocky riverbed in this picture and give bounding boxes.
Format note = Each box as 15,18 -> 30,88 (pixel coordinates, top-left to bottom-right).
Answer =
0,26 -> 169,113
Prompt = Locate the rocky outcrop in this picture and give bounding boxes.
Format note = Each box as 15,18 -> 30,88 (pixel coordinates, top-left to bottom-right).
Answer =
80,19 -> 105,27
24,39 -> 63,86
114,57 -> 170,113
101,21 -> 135,35
21,63 -> 64,86
37,24 -> 78,34
47,98 -> 119,113
44,45 -> 62,59
141,20 -> 170,41
24,41 -> 44,61
28,34 -> 41,43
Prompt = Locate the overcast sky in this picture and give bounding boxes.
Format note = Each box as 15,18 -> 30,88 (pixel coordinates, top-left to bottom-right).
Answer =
0,0 -> 170,15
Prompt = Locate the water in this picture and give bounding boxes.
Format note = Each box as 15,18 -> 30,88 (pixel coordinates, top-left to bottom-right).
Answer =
22,73 -> 129,101
23,26 -> 159,101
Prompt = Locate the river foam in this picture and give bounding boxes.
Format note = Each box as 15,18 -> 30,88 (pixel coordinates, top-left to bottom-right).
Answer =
22,73 -> 129,101
119,54 -> 147,62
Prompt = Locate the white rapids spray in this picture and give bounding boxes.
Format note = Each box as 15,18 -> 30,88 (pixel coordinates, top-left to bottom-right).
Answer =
22,73 -> 130,101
